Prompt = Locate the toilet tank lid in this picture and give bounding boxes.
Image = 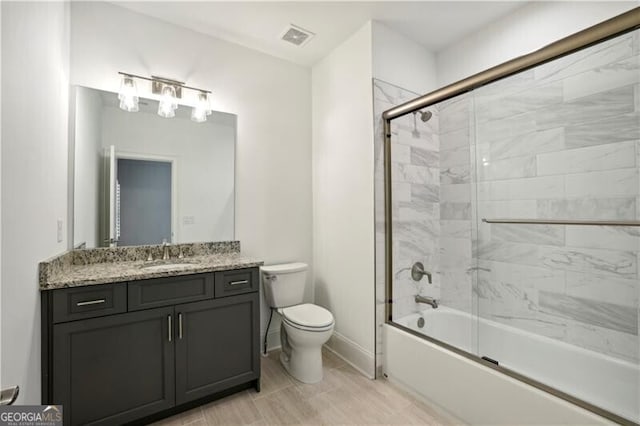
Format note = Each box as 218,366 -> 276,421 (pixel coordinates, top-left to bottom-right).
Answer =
261,262 -> 308,274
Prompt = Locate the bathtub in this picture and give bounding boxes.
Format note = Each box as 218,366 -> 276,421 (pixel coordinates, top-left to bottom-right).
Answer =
389,306 -> 638,424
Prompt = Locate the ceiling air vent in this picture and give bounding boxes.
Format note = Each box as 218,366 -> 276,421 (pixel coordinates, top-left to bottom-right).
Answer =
280,24 -> 315,47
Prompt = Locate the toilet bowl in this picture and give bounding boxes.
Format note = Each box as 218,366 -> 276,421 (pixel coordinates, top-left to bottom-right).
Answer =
279,303 -> 334,384
260,263 -> 335,384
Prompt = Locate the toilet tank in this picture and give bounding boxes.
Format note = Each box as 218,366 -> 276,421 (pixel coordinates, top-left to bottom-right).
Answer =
261,263 -> 308,308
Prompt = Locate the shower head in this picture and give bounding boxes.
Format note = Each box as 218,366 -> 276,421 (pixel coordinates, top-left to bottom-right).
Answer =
418,110 -> 432,122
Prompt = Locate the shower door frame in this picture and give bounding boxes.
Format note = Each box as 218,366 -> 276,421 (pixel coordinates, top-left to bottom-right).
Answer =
381,7 -> 640,426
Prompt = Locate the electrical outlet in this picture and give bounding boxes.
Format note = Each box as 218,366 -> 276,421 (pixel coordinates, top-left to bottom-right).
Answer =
57,219 -> 63,243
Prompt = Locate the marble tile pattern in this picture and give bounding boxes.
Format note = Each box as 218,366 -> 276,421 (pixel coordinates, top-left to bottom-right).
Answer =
373,79 -> 442,374
438,94 -> 475,314
152,349 -> 463,426
39,241 -> 263,290
379,29 -> 640,366
473,29 -> 640,363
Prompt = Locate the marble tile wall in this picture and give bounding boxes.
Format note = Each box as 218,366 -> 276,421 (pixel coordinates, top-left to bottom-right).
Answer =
376,29 -> 640,369
373,79 -> 441,373
474,29 -> 640,364
438,93 -> 475,314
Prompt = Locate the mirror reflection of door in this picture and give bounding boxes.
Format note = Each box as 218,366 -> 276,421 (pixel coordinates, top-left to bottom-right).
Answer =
100,145 -> 118,247
117,158 -> 172,246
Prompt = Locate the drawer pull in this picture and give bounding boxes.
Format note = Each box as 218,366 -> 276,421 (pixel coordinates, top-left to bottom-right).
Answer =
229,280 -> 249,286
178,313 -> 183,339
168,315 -> 173,342
76,299 -> 106,307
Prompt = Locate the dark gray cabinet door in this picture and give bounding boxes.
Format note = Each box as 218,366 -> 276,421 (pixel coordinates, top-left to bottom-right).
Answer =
52,307 -> 175,426
174,293 -> 259,404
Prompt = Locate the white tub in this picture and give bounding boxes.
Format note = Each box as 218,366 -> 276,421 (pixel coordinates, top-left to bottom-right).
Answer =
389,307 -> 638,424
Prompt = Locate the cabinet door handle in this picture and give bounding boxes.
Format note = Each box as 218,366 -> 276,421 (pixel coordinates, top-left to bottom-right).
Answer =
229,280 -> 248,286
76,299 -> 106,306
168,315 -> 172,342
178,313 -> 183,340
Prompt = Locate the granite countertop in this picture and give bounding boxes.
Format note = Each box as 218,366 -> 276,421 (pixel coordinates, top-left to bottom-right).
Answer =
39,241 -> 264,290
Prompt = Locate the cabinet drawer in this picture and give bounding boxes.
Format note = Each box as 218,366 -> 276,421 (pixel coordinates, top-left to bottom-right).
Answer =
52,283 -> 127,324
214,268 -> 258,298
128,273 -> 214,311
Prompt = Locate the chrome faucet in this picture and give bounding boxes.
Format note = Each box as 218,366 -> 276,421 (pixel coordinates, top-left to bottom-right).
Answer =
415,295 -> 438,309
162,240 -> 171,260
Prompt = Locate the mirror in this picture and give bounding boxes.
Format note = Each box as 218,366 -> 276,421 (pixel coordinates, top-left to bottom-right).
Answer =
72,86 -> 235,249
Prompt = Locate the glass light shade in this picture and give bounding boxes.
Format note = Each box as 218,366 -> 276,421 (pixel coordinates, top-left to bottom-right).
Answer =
158,84 -> 178,118
191,92 -> 212,123
119,97 -> 139,112
118,76 -> 139,112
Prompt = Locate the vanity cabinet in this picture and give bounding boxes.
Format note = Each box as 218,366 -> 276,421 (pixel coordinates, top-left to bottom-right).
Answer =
52,307 -> 175,425
41,268 -> 260,426
175,293 -> 259,404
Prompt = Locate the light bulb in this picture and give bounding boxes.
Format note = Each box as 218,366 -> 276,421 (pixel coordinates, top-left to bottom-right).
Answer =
118,76 -> 138,112
191,92 -> 212,123
158,84 -> 177,118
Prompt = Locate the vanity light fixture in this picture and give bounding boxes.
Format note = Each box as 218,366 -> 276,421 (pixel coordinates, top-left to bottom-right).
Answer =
117,72 -> 213,122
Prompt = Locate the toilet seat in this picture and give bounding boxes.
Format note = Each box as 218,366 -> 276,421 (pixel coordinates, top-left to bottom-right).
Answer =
280,303 -> 334,331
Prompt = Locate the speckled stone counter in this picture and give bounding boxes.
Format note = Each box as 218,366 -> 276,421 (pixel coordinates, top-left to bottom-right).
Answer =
39,241 -> 263,290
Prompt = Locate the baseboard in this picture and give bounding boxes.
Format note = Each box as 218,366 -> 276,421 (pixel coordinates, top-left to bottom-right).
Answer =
326,331 -> 375,378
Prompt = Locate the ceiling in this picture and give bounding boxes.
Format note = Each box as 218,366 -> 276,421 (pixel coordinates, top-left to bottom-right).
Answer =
113,1 -> 528,67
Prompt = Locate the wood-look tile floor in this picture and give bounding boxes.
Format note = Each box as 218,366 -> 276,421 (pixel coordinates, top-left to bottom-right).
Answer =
153,349 -> 461,425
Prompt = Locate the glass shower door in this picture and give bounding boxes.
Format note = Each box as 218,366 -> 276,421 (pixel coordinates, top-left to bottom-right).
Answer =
387,85 -> 479,358
473,29 -> 640,423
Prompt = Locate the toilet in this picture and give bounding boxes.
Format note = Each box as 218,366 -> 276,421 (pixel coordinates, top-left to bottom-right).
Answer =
261,262 -> 334,384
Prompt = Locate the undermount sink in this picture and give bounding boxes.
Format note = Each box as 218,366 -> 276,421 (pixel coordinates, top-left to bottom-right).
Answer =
140,262 -> 196,272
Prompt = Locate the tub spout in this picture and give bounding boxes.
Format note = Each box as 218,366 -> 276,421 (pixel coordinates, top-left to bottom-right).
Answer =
415,295 -> 438,309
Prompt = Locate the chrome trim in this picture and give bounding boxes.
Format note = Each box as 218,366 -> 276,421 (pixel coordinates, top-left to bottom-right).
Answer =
382,8 -> 640,426
168,315 -> 172,342
76,299 -> 106,307
229,280 -> 249,286
118,71 -> 211,94
483,218 -> 640,226
383,119 -> 393,324
178,313 -> 183,340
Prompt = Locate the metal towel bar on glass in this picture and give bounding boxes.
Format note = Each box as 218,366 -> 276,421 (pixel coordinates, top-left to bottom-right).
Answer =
482,218 -> 640,226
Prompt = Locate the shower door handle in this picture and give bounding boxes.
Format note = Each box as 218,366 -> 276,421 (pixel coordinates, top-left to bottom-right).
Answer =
411,262 -> 432,284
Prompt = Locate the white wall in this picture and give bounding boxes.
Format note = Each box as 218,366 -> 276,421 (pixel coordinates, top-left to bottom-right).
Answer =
372,21 -> 438,95
73,87 -> 102,248
1,1 -> 69,403
70,2 -> 312,351
436,1 -> 638,87
312,22 -> 376,376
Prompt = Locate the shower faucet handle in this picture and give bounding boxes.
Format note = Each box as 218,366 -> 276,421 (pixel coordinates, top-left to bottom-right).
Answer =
411,262 -> 432,284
